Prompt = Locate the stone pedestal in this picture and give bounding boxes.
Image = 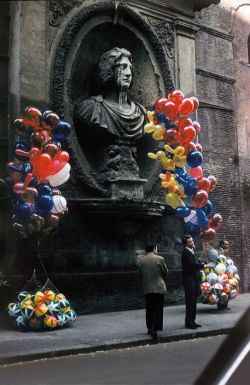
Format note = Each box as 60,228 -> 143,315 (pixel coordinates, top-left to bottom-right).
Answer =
108,178 -> 147,200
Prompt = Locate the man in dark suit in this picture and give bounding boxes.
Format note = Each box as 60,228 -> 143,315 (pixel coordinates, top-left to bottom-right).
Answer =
138,244 -> 168,341
181,234 -> 204,329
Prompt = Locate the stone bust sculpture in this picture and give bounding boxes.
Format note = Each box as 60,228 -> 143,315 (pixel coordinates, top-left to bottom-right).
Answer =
73,47 -> 146,141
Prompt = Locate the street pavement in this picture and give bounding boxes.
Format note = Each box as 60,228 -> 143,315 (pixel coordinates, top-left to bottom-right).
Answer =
0,293 -> 249,365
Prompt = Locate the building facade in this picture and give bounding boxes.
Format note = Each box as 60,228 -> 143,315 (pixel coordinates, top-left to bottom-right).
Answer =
0,0 -> 249,313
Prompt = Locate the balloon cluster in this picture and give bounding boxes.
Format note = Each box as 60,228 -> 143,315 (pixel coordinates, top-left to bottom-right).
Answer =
144,90 -> 222,243
5,107 -> 71,238
200,249 -> 240,307
7,288 -> 76,331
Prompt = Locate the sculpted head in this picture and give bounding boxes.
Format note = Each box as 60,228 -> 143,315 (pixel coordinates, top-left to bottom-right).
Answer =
98,47 -> 133,91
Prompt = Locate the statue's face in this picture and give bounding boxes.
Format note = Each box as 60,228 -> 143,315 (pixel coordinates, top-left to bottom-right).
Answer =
114,56 -> 132,91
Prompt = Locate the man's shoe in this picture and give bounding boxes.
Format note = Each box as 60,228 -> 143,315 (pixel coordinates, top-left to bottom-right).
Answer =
185,322 -> 197,329
225,307 -> 231,310
194,322 -> 202,327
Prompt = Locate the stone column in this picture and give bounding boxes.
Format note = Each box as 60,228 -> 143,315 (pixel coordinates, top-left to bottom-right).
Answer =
175,20 -> 199,95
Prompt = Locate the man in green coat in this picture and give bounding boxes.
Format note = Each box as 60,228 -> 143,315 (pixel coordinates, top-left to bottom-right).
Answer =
138,244 -> 168,340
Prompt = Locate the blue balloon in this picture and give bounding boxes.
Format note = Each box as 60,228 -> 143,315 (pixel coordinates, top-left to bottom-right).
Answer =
187,151 -> 203,168
36,195 -> 53,216
184,181 -> 198,196
37,184 -> 52,196
175,207 -> 191,218
28,176 -> 38,188
52,121 -> 71,141
156,113 -> 171,127
184,222 -> 201,237
14,203 -> 30,222
196,209 -> 209,229
8,161 -> 32,176
202,200 -> 212,216
174,167 -> 187,177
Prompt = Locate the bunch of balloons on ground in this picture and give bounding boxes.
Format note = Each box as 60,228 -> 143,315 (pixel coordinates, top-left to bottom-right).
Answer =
144,90 -> 222,243
2,106 -> 71,238
7,285 -> 76,331
200,249 -> 240,308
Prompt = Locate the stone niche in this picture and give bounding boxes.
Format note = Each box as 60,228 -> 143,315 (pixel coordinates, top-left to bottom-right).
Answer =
47,2 -> 184,313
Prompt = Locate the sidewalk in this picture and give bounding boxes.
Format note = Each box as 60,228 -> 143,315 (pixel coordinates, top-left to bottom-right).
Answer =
0,293 -> 249,365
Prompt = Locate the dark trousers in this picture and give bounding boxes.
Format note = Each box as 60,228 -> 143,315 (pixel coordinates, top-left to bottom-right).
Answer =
183,277 -> 197,325
145,293 -> 164,331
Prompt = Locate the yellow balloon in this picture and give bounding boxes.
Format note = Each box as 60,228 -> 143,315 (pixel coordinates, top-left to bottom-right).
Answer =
159,173 -> 166,180
174,146 -> 185,157
148,152 -> 157,159
144,122 -> 155,133
161,158 -> 175,170
152,126 -> 165,140
146,110 -> 154,122
164,144 -> 175,154
174,156 -> 187,168
156,151 -> 165,160
165,192 -> 185,209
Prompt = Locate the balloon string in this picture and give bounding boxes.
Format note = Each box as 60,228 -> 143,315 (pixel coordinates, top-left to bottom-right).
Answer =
37,239 -> 49,278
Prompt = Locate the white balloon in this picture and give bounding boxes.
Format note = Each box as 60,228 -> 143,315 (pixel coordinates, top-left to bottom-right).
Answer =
47,163 -> 70,187
51,195 -> 67,214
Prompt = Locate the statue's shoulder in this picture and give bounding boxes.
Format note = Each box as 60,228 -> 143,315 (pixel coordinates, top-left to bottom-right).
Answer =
134,100 -> 146,115
73,95 -> 103,121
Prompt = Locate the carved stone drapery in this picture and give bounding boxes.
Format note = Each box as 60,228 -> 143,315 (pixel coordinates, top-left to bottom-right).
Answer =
51,2 -> 174,198
147,17 -> 175,58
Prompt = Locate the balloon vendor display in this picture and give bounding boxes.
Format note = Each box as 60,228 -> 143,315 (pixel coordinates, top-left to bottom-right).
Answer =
200,249 -> 240,308
5,106 -> 71,238
144,90 -> 222,243
7,274 -> 76,331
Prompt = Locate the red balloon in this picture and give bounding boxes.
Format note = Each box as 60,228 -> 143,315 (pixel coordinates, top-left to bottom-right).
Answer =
50,160 -> 66,175
168,90 -> 184,105
190,97 -> 199,112
207,175 -> 217,192
192,121 -> 201,135
175,117 -> 193,130
163,129 -> 180,146
14,119 -> 27,136
56,150 -> 69,163
195,143 -> 203,152
45,143 -> 59,158
178,98 -> 194,115
189,166 -> 203,179
183,141 -> 197,155
36,153 -> 52,178
200,228 -> 216,243
192,190 -> 208,208
197,177 -> 210,192
179,125 -> 196,144
154,97 -> 168,113
23,107 -> 42,128
162,101 -> 177,117
210,213 -> 223,230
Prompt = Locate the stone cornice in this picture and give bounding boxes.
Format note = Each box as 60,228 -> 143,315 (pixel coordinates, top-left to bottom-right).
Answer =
196,68 -> 236,84
175,19 -> 200,38
199,101 -> 234,112
198,25 -> 234,41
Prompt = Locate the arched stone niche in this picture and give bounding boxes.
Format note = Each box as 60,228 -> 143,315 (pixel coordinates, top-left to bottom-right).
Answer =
51,3 -> 174,198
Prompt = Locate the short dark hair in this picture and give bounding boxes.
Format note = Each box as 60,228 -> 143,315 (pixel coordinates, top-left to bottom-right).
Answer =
220,240 -> 229,247
183,234 -> 192,245
145,244 -> 157,252
98,47 -> 133,88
